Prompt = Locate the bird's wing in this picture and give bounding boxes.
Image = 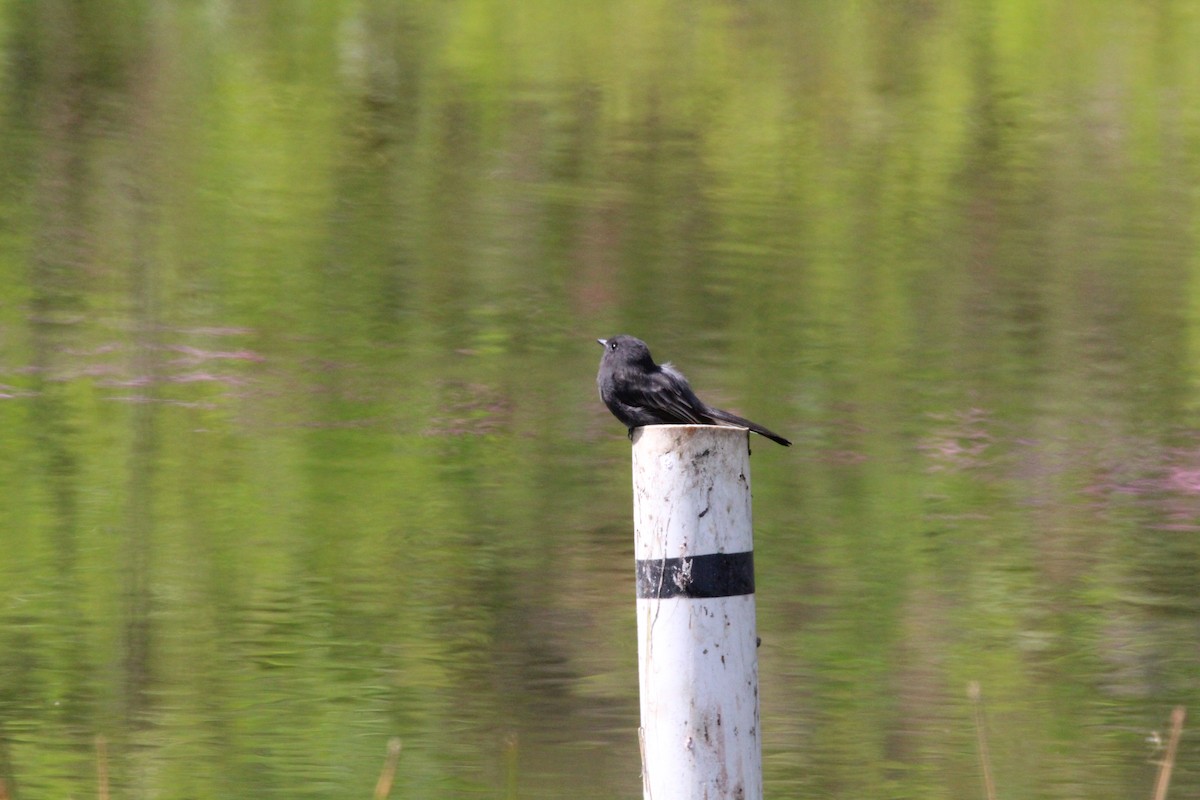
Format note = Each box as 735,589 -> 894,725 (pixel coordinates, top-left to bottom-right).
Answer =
627,364 -> 710,425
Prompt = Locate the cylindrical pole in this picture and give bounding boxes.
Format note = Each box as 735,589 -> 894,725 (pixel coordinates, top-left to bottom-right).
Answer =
632,425 -> 762,800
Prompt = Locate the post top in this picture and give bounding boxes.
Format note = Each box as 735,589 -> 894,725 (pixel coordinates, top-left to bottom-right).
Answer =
631,424 -> 752,446
631,424 -> 754,559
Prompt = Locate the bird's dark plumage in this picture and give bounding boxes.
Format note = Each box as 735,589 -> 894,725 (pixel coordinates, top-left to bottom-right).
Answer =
596,335 -> 791,447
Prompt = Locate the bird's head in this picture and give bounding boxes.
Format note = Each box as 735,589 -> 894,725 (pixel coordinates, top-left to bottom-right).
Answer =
597,335 -> 656,369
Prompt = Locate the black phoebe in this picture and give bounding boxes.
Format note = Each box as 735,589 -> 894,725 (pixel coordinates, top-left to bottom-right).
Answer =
596,335 -> 791,446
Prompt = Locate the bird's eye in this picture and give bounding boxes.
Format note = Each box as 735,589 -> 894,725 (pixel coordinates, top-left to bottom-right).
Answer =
609,341 -> 618,351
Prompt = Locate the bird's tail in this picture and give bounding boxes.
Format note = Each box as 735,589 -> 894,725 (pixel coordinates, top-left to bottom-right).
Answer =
706,407 -> 792,447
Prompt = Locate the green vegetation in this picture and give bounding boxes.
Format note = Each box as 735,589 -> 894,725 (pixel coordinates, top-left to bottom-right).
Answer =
0,1 -> 1198,797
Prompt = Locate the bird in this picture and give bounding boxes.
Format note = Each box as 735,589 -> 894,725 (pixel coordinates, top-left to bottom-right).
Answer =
596,335 -> 791,446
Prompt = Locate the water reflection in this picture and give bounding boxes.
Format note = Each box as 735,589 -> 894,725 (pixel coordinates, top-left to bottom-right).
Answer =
2,1 -> 1199,798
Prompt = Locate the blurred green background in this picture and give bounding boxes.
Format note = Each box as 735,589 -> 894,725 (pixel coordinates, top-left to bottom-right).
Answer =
2,1 -> 1199,797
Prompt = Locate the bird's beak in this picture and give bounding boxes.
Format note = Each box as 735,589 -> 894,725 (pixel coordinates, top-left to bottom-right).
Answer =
597,338 -> 607,347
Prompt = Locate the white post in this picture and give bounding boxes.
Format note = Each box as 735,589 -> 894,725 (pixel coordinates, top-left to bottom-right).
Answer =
632,425 -> 763,800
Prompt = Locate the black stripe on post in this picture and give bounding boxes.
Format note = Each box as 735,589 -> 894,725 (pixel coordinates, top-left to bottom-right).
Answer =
636,551 -> 755,599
